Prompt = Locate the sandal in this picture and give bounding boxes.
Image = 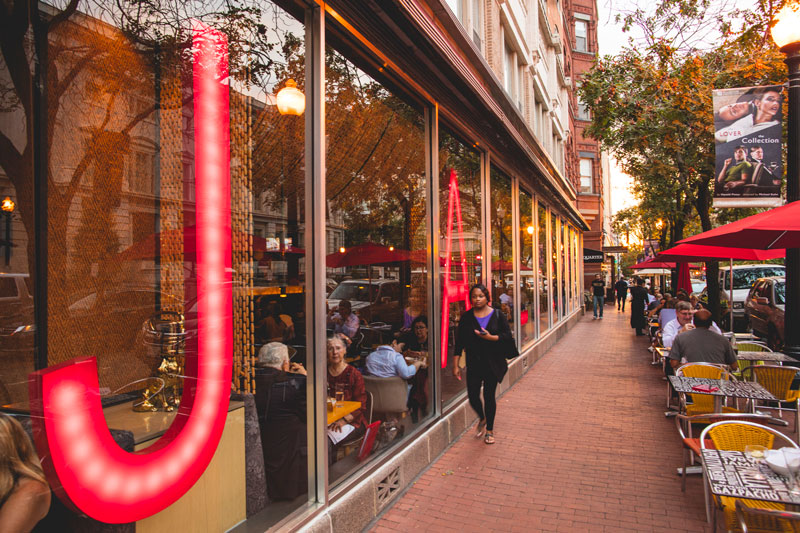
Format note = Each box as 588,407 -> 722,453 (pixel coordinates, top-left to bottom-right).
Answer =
475,419 -> 486,438
484,432 -> 495,445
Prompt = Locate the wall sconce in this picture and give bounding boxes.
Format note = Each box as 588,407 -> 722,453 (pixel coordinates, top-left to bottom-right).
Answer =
276,79 -> 305,116
1,196 -> 14,266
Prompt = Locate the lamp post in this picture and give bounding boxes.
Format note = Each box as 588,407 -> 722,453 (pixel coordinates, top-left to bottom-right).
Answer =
1,196 -> 14,267
772,4 -> 800,359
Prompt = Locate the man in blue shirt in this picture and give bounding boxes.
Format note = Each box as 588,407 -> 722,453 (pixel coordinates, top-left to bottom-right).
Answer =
366,340 -> 426,379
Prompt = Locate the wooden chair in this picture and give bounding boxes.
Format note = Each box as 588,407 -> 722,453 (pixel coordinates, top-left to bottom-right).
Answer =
700,421 -> 799,531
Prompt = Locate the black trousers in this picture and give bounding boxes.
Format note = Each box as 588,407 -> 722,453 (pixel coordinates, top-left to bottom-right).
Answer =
617,294 -> 626,310
466,367 -> 499,431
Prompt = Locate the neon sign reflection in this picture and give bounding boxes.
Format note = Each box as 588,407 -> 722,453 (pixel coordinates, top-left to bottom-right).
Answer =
440,169 -> 471,369
28,21 -> 233,523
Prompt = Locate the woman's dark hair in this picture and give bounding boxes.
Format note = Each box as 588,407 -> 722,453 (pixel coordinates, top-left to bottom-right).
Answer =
410,315 -> 428,328
469,283 -> 490,301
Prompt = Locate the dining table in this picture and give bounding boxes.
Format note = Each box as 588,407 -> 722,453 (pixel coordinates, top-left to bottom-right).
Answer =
702,449 -> 800,505
668,376 -> 777,413
736,351 -> 795,363
326,400 -> 361,425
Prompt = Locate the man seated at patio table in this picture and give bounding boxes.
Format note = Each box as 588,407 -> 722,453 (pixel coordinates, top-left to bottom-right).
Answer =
669,309 -> 738,370
663,301 -> 722,349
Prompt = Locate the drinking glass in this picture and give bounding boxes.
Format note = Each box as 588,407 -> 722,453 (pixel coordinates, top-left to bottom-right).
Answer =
783,448 -> 800,494
745,445 -> 768,480
335,384 -> 344,407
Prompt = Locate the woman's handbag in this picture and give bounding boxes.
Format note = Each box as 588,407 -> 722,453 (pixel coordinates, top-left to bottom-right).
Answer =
502,337 -> 520,360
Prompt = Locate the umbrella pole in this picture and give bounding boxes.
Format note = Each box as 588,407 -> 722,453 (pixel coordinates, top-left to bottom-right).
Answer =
729,259 -> 734,334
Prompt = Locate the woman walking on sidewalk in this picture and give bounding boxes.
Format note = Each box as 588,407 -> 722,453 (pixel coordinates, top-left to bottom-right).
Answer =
452,284 -> 513,445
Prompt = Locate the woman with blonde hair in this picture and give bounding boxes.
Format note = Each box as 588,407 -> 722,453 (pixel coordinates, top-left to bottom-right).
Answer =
0,414 -> 50,532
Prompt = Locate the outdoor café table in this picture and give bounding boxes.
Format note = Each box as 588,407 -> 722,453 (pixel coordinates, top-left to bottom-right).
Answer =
327,400 -> 361,425
668,376 -> 777,413
701,449 -> 800,509
736,351 -> 795,363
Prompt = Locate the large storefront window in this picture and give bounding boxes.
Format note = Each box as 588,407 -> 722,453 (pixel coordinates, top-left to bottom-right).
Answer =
519,189 -> 535,345
551,214 -> 560,321
537,202 -> 549,335
490,167 -> 513,324
325,46 -> 429,483
440,129 -> 482,404
561,218 -> 567,316
4,1 -> 313,529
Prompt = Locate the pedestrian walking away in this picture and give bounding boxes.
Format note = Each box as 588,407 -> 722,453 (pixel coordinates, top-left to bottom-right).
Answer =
629,277 -> 649,336
614,277 -> 628,312
591,274 -> 605,319
452,284 -> 513,445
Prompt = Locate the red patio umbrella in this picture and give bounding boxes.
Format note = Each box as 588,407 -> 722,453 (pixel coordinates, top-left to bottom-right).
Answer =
630,258 -> 676,270
325,243 -> 409,268
655,243 -> 786,332
676,262 -> 692,293
678,200 -> 800,249
655,243 -> 785,262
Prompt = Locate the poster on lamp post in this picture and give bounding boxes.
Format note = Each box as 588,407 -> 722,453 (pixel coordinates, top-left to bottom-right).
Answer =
713,85 -> 784,208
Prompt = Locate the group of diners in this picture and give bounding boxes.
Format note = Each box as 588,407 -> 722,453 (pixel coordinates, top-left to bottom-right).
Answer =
252,309 -> 432,500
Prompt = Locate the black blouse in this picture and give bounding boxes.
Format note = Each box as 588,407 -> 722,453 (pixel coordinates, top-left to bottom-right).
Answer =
453,308 -> 513,382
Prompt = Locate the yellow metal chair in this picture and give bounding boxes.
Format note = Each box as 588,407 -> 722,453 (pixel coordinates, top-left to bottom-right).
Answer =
735,499 -> 800,533
700,421 -> 799,531
747,365 -> 800,443
677,363 -> 741,416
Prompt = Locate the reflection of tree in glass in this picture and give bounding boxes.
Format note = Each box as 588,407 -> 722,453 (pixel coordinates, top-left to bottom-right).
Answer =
324,47 -> 426,253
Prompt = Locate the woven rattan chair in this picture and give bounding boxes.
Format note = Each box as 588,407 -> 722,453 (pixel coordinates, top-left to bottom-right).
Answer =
700,421 -> 799,531
735,499 -> 800,533
675,412 -> 772,492
733,342 -> 773,381
745,365 -> 800,443
676,363 -> 741,416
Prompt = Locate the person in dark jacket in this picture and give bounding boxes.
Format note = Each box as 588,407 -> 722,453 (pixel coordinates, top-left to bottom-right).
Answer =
254,342 -> 308,501
629,278 -> 650,336
452,284 -> 513,445
614,277 -> 629,312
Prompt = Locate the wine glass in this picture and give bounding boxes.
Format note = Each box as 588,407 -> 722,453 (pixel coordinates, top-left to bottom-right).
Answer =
783,448 -> 800,494
745,445 -> 768,480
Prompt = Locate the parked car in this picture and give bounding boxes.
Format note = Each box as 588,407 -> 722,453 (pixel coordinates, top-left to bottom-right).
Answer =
700,264 -> 785,331
326,279 -> 402,327
745,276 -> 785,350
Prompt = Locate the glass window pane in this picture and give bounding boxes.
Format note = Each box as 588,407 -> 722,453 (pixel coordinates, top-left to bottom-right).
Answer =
551,213 -> 559,322
35,1 -> 310,527
325,45 -> 429,481
490,167 -> 513,324
519,189 -> 535,345
537,202 -> 549,334
440,128 -> 482,404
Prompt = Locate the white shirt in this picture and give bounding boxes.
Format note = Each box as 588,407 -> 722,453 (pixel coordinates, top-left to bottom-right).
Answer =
662,318 -> 722,348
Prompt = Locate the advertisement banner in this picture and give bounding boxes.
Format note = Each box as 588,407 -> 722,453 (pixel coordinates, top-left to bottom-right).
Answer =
644,239 -> 660,260
713,85 -> 783,208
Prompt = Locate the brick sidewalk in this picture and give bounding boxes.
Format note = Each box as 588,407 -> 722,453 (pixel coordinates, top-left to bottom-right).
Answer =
370,306 -> 714,533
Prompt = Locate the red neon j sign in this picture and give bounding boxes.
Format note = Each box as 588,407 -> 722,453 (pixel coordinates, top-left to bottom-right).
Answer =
28,21 -> 233,523
440,169 -> 471,369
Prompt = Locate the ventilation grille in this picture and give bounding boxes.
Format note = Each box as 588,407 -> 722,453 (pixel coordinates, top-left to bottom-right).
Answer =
376,467 -> 401,508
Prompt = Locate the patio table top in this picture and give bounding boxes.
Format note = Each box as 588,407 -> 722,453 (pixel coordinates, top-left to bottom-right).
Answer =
668,376 -> 776,401
702,449 -> 800,505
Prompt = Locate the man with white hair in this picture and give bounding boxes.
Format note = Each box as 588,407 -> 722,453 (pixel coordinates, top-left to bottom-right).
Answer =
662,301 -> 722,349
254,342 -> 307,501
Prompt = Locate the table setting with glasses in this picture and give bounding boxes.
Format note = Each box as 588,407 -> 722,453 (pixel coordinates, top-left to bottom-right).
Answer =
702,448 -> 800,505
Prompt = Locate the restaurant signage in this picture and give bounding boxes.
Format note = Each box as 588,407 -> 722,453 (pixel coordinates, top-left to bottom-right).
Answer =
713,85 -> 784,208
583,247 -> 604,263
28,22 -> 233,523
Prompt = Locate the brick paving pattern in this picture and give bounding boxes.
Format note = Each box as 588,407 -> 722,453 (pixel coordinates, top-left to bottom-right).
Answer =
371,306 -> 715,532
